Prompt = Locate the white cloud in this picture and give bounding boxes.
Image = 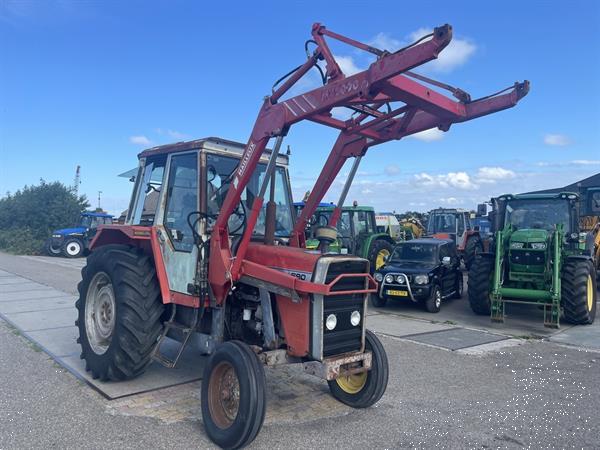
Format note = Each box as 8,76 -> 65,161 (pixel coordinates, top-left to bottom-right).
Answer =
408,28 -> 476,73
368,32 -> 401,51
334,55 -> 362,76
384,164 -> 400,176
129,135 -> 152,146
409,128 -> 445,142
571,159 -> 600,165
439,197 -> 461,205
414,171 -> 477,190
544,133 -> 571,146
475,166 -> 516,184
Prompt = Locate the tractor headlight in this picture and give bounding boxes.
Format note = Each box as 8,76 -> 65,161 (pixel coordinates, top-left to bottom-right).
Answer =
510,242 -> 525,249
384,274 -> 394,284
414,274 -> 429,285
396,275 -> 406,284
52,234 -> 62,238
374,272 -> 383,282
325,314 -> 337,331
350,310 -> 361,327
530,242 -> 546,250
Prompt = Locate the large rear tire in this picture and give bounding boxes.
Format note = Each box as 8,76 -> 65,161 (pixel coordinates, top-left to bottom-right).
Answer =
328,330 -> 388,408
75,245 -> 164,381
201,341 -> 266,450
368,239 -> 394,272
468,255 -> 493,315
464,235 -> 483,270
63,237 -> 84,258
562,259 -> 597,325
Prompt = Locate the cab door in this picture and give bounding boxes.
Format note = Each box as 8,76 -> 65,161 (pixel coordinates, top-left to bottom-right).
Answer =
155,151 -> 200,294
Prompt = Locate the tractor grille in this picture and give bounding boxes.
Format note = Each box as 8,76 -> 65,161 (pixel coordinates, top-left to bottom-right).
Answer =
321,260 -> 367,357
510,250 -> 545,265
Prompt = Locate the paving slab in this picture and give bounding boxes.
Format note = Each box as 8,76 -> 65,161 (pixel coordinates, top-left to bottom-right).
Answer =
0,295 -> 75,314
4,307 -> 77,331
0,281 -> 53,293
403,328 -> 508,351
25,326 -> 80,357
549,320 -> 600,350
61,338 -> 205,399
0,288 -> 71,302
366,313 -> 452,338
0,276 -> 33,285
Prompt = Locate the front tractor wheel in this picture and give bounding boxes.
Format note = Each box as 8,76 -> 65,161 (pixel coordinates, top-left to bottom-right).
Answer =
44,238 -> 62,257
328,330 -> 389,408
75,245 -> 164,381
368,240 -> 394,272
201,341 -> 266,450
63,237 -> 84,258
562,259 -> 597,325
468,255 -> 493,315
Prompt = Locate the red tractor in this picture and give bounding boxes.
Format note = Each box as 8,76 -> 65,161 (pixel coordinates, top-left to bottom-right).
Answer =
426,208 -> 483,270
75,23 -> 527,449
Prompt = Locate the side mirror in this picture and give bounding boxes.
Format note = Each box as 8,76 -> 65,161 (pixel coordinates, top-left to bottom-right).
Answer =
442,256 -> 451,265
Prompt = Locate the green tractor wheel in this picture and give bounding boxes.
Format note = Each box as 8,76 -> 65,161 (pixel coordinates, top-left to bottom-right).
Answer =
468,255 -> 493,315
561,259 -> 597,325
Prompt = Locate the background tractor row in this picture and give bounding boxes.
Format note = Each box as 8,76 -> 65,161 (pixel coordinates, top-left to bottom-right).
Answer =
45,211 -> 113,258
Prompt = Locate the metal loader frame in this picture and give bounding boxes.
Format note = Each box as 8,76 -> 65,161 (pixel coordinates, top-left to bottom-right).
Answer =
208,23 -> 529,305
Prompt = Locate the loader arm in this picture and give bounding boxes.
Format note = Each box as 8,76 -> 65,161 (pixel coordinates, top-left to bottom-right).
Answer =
209,22 -> 529,304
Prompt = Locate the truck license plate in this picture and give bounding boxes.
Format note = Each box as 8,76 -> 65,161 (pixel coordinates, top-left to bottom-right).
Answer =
387,289 -> 408,297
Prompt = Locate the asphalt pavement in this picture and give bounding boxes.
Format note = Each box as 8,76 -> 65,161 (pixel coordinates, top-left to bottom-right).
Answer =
1,252 -> 599,449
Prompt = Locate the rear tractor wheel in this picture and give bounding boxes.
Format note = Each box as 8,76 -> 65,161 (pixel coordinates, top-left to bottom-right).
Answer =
468,255 -> 493,315
75,245 -> 164,380
562,259 -> 597,325
464,235 -> 483,270
201,341 -> 266,450
328,330 -> 388,408
63,238 -> 84,258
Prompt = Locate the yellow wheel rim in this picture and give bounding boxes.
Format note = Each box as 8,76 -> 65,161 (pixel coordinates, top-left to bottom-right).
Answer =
375,249 -> 390,270
336,372 -> 368,394
587,275 -> 594,311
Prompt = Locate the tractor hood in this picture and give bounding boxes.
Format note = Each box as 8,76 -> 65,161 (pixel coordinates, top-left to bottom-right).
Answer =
510,228 -> 549,244
52,227 -> 86,236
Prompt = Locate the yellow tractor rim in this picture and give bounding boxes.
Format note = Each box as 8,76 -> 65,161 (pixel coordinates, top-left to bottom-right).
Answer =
587,275 -> 594,311
375,249 -> 390,270
336,372 -> 368,394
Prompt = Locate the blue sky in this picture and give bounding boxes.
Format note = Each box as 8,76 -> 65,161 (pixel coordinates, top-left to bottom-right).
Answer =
1,0 -> 599,215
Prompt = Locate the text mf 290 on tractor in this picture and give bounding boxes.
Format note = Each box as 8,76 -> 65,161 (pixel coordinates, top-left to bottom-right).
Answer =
76,23 -> 528,448
469,192 -> 597,328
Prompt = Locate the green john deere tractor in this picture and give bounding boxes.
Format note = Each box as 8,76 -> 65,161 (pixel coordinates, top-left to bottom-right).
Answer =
469,192 -> 597,328
298,203 -> 395,272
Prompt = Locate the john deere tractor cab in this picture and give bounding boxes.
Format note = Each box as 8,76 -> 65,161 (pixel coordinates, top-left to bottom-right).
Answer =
426,208 -> 482,269
469,192 -> 597,328
303,204 -> 395,271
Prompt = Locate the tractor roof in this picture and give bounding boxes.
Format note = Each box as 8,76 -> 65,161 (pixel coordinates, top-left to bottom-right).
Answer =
138,136 -> 289,166
497,192 -> 579,201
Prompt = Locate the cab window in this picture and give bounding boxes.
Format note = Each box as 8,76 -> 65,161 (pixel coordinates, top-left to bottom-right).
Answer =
164,153 -> 198,252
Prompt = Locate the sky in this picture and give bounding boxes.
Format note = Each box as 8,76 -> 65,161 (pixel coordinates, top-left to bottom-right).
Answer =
1,0 -> 599,216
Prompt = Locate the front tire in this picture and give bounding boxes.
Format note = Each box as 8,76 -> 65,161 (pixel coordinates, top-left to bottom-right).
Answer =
44,238 -> 62,257
201,341 -> 266,450
425,284 -> 442,313
328,329 -> 388,408
453,273 -> 464,299
468,255 -> 493,315
75,245 -> 164,380
368,239 -> 394,272
562,259 -> 597,325
63,237 -> 84,258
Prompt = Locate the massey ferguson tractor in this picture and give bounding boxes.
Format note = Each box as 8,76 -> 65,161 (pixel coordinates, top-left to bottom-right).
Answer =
426,207 -> 483,269
75,23 -> 528,449
469,192 -> 597,328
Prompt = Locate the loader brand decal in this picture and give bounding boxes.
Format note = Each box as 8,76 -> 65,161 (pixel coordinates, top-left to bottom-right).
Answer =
320,78 -> 369,102
234,141 -> 257,189
270,267 -> 312,281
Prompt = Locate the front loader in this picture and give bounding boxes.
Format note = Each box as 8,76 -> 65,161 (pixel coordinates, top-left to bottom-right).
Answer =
469,192 -> 597,327
76,23 -> 528,449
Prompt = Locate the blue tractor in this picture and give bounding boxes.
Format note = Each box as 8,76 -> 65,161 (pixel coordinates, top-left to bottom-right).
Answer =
45,212 -> 114,258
